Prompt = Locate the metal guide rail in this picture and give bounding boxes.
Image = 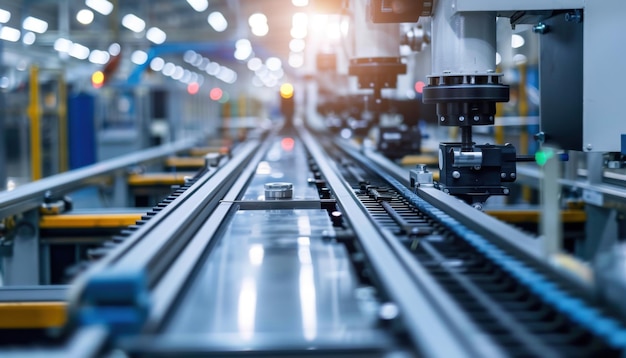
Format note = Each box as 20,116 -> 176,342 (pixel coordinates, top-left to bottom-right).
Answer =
6,128 -> 625,357
334,138 -> 626,357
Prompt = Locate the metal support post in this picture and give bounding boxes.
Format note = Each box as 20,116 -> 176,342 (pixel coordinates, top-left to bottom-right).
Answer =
1,209 -> 40,285
540,146 -> 561,258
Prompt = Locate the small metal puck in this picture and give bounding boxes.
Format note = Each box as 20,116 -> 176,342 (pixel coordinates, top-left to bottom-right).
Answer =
264,182 -> 293,199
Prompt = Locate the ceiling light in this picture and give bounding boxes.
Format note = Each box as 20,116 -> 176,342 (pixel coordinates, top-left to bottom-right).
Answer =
150,57 -> 165,71
162,62 -> 176,76
252,24 -> 269,37
289,52 -> 304,68
122,14 -> 145,33
248,13 -> 267,28
247,57 -> 262,71
0,8 -> 11,23
23,16 -> 48,34
511,34 -> 525,49
186,0 -> 208,12
292,0 -> 309,6
108,42 -> 121,56
208,12 -> 228,32
146,27 -> 167,44
266,57 -> 282,71
183,50 -> 196,63
131,50 -> 148,65
289,38 -> 305,52
85,0 -> 113,16
292,13 -> 308,27
23,32 -> 36,45
77,9 -> 94,25
290,27 -> 306,39
0,27 -> 20,42
89,50 -> 110,64
172,66 -> 184,80
54,38 -> 73,52
69,43 -> 90,60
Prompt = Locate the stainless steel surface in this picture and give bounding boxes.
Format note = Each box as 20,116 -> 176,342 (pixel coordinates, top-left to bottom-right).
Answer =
165,209 -> 377,344
0,285 -> 68,301
301,129 -> 480,358
0,137 -> 199,219
242,136 -> 319,201
264,182 -> 294,199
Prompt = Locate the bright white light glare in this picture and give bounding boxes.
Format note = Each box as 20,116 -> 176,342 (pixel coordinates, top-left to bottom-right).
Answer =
292,0 -> 309,6
217,67 -> 237,84
206,62 -> 220,75
130,50 -> 148,65
69,43 -> 90,60
248,13 -> 267,28
186,0 -> 208,12
208,11 -> 228,32
172,66 -> 184,80
146,27 -> 167,44
234,48 -> 252,61
0,8 -> 11,23
89,50 -> 110,64
183,50 -> 196,63
108,42 -> 121,56
54,38 -> 73,52
23,16 -> 48,34
162,62 -> 176,76
76,9 -> 94,25
511,34 -> 525,49
252,24 -> 269,37
289,52 -> 304,68
289,38 -> 305,52
513,53 -> 528,65
0,27 -> 20,42
236,38 -> 251,50
86,0 -> 113,15
495,52 -> 501,66
292,13 -> 308,28
247,57 -> 262,71
122,14 -> 146,33
290,27 -> 307,39
0,77 -> 9,89
22,31 -> 36,45
266,57 -> 282,71
340,17 -> 349,36
325,22 -> 341,40
150,57 -> 165,71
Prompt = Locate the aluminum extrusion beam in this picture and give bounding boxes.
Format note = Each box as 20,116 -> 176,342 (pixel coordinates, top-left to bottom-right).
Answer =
300,129 -> 499,358
454,0 -> 584,12
0,138 -> 200,219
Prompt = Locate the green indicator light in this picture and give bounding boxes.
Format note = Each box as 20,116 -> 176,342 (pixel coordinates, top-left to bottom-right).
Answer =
535,149 -> 554,166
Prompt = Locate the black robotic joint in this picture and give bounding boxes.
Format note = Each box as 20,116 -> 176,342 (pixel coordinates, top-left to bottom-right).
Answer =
422,74 -> 509,126
437,142 -> 517,204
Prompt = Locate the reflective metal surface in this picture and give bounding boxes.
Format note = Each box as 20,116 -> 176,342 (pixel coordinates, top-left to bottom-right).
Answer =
165,209 -> 381,346
241,136 -> 319,201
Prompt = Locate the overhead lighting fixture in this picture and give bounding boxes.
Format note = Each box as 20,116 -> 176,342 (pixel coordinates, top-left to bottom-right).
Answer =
76,9 -> 95,25
186,0 -> 208,12
122,14 -> 145,33
69,43 -> 91,60
162,62 -> 176,76
248,13 -> 267,28
234,38 -> 252,61
108,42 -> 121,56
289,52 -> 304,68
23,16 -> 48,34
266,57 -> 282,71
0,8 -> 11,23
146,27 -> 167,44
130,50 -> 148,65
208,12 -> 228,32
85,0 -> 113,16
247,57 -> 262,71
252,24 -> 269,37
0,26 -> 20,42
172,66 -> 184,80
54,38 -> 73,52
89,50 -> 110,64
22,31 -> 36,45
292,0 -> 309,6
150,57 -> 165,71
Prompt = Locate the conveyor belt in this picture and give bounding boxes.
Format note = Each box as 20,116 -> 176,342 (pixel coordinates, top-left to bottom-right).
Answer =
56,129 -> 626,357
